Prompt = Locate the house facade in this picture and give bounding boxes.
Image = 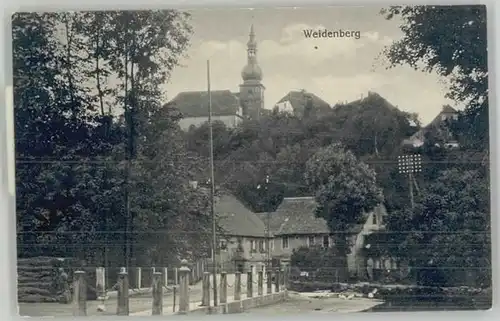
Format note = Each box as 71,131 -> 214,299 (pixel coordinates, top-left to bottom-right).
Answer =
215,193 -> 268,273
258,197 -> 388,278
215,193 -> 389,280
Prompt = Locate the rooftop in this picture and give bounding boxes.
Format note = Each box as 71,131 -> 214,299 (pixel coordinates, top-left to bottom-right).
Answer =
168,90 -> 241,118
260,197 -> 331,235
216,192 -> 267,238
275,90 -> 331,116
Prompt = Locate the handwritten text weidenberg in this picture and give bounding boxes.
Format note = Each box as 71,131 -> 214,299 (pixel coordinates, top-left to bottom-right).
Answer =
303,29 -> 361,40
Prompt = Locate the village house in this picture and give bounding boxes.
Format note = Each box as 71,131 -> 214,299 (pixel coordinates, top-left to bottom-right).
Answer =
274,90 -> 332,117
402,105 -> 460,149
213,192 -> 392,280
215,192 -> 269,274
257,197 -> 389,278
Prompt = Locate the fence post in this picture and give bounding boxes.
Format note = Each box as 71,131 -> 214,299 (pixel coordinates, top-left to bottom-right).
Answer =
257,271 -> 263,296
174,267 -> 179,285
117,268 -> 129,315
266,270 -> 273,294
280,268 -> 285,290
275,269 -> 280,292
173,285 -> 177,312
72,270 -> 87,316
284,267 -> 289,290
178,259 -> 191,314
247,271 -> 253,298
220,272 -> 227,304
135,267 -> 142,289
152,272 -> 163,315
96,267 -> 106,300
163,267 -> 168,287
202,271 -> 210,306
234,272 -> 241,301
151,267 -> 156,287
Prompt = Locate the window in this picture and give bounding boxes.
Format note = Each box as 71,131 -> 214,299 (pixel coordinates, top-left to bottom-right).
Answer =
323,235 -> 330,248
282,236 -> 289,249
308,236 -> 315,247
220,239 -> 228,251
250,240 -> 256,252
259,240 -> 265,252
270,239 -> 274,250
372,214 -> 377,225
236,237 -> 244,252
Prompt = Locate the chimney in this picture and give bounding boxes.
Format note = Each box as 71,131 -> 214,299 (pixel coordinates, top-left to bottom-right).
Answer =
189,180 -> 198,189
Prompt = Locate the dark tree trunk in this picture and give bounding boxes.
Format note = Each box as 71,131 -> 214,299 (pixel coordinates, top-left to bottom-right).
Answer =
334,235 -> 350,282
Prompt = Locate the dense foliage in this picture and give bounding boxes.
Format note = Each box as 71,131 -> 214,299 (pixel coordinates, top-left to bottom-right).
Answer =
185,92 -> 419,213
304,144 -> 383,281
380,5 -> 490,287
386,169 -> 490,286
290,246 -> 341,281
14,11 -> 211,267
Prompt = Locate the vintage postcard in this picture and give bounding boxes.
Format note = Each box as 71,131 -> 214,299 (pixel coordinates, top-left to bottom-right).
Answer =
13,5 -> 491,316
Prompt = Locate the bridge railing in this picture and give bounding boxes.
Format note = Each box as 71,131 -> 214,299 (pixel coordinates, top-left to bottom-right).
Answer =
68,259 -> 290,316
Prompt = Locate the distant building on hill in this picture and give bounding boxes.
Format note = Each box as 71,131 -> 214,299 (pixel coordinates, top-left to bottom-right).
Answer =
166,25 -> 265,131
169,90 -> 244,131
166,26 -> 332,131
274,90 -> 331,117
402,105 -> 460,149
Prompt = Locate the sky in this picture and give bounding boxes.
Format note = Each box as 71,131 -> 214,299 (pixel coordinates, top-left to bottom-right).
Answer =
166,6 -> 459,125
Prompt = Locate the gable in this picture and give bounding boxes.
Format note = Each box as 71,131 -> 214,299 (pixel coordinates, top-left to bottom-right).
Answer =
275,90 -> 331,116
216,193 -> 267,237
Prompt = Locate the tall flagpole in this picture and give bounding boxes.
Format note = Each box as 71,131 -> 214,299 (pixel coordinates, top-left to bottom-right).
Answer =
207,60 -> 218,306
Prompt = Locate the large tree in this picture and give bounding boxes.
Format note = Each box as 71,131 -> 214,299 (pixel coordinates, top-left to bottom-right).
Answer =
13,10 -> 210,268
381,5 -> 488,149
304,143 -> 384,281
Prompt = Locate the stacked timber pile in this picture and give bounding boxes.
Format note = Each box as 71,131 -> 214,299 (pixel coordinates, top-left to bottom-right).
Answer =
17,257 -> 67,303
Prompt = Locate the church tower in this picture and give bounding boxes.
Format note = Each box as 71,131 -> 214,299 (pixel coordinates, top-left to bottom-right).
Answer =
239,24 -> 265,120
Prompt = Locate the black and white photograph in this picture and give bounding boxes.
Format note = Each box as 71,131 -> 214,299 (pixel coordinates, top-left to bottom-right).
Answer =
12,5 -> 491,317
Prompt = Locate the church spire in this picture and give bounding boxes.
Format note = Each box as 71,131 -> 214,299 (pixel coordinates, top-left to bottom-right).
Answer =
241,24 -> 262,81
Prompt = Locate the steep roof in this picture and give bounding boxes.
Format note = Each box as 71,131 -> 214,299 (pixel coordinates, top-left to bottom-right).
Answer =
441,105 -> 458,114
216,193 -> 267,237
264,197 -> 331,235
275,90 -> 331,116
168,90 -> 241,118
263,197 -> 385,236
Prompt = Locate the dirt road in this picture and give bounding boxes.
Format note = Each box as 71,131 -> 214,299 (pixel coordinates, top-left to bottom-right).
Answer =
243,292 -> 384,315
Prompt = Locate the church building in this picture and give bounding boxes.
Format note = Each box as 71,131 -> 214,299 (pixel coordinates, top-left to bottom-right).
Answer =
169,25 -> 331,131
170,25 -> 266,131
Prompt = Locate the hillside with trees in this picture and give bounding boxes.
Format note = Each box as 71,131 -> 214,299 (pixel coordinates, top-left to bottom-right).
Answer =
380,5 -> 490,287
185,91 -> 420,212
